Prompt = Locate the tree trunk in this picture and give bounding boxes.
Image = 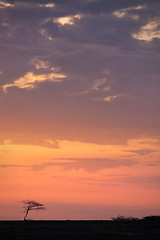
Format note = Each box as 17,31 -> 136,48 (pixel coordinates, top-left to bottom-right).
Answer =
24,209 -> 29,220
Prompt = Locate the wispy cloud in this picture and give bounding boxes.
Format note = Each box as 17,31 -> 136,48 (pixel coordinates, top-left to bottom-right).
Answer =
95,94 -> 125,102
91,78 -> 109,91
123,148 -> 158,156
43,139 -> 60,149
39,28 -> 54,41
0,164 -> 26,168
104,95 -> 120,102
145,161 -> 160,167
113,5 -> 145,20
56,174 -> 160,189
2,59 -> 66,92
40,3 -> 55,8
0,158 -> 137,173
2,72 -> 66,92
33,59 -> 50,70
48,158 -> 137,172
116,175 -> 160,188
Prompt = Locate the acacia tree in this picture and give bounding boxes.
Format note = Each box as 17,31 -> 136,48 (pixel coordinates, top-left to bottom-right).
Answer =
22,200 -> 46,220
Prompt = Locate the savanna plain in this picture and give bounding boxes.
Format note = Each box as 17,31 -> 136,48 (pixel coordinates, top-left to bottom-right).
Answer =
1,217 -> 160,240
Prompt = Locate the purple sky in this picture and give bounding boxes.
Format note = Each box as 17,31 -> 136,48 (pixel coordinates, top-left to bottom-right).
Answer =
0,0 -> 160,146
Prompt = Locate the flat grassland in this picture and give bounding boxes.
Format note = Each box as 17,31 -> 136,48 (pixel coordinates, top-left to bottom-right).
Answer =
0,219 -> 160,240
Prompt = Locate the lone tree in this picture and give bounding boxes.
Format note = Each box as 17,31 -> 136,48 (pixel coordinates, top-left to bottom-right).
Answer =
22,200 -> 46,220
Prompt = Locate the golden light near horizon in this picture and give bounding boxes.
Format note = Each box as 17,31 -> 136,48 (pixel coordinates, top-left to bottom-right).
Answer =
0,138 -> 160,209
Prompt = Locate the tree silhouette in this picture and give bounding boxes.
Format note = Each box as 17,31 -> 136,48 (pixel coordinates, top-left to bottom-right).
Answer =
22,200 -> 46,220
112,215 -> 138,221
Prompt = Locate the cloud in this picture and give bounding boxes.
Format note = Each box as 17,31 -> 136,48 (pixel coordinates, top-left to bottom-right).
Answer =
104,94 -> 122,102
133,19 -> 160,42
3,139 -> 12,144
145,161 -> 160,167
0,1 -> 14,8
123,148 -> 158,156
0,158 -> 137,172
0,164 -> 26,168
32,58 -> 50,69
0,135 -> 60,149
95,93 -> 126,102
2,61 -> 66,92
43,139 -> 60,148
63,173 -> 160,189
116,175 -> 160,188
77,173 -> 160,188
2,72 -> 66,92
40,3 -> 55,8
113,5 -> 145,20
39,28 -> 54,41
91,78 -> 108,91
47,158 -> 137,172
54,14 -> 81,26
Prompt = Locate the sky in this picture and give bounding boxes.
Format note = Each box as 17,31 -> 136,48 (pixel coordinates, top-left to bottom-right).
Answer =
0,0 -> 160,220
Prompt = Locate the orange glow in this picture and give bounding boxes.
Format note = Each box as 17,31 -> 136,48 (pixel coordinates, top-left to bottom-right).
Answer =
0,138 -> 160,219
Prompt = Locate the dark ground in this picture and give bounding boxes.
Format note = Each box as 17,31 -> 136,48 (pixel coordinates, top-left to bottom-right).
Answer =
0,219 -> 160,240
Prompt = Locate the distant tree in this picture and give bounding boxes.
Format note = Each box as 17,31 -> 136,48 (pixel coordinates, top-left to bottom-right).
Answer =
142,215 -> 160,221
112,215 -> 138,221
22,200 -> 46,220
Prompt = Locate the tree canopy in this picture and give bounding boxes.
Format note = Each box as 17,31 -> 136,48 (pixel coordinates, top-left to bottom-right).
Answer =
22,200 -> 46,220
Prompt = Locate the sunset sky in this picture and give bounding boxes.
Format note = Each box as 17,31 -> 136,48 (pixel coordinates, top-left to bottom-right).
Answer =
0,0 -> 160,220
